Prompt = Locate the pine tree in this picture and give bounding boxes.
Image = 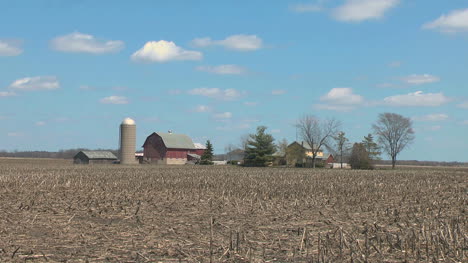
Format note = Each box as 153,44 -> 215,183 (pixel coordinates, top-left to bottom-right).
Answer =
362,134 -> 382,161
243,126 -> 276,167
200,140 -> 214,165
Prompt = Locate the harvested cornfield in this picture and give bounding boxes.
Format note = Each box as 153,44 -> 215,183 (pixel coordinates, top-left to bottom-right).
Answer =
0,158 -> 466,262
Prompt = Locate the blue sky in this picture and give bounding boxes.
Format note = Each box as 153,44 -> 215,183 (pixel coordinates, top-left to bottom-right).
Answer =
1,0 -> 468,161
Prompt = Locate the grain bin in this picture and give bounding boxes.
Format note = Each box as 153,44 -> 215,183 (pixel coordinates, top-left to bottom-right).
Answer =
119,118 -> 137,165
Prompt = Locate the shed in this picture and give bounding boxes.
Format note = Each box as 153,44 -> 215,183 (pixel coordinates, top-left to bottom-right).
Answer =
73,151 -> 117,164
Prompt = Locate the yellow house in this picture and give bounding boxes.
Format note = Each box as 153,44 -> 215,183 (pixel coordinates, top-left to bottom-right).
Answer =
286,141 -> 334,167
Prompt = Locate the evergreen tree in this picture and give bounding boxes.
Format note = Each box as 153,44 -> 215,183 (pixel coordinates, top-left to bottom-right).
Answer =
199,140 -> 214,165
362,134 -> 382,161
243,126 -> 276,167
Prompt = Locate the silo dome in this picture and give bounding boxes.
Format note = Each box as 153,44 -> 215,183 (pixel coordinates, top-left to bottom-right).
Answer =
122,118 -> 135,125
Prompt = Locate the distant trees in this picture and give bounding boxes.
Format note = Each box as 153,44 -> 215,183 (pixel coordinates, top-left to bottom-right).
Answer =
276,138 -> 289,157
349,143 -> 373,170
361,134 -> 381,161
296,115 -> 340,168
244,126 -> 276,167
333,131 -> 350,169
373,113 -> 415,169
200,140 -> 214,165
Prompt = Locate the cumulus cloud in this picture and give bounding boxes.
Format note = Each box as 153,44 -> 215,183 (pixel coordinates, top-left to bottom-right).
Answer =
412,113 -> 449,122
332,0 -> 399,22
193,105 -> 212,113
315,87 -> 364,111
272,89 -> 287,95
131,40 -> 202,62
401,74 -> 440,85
100,96 -> 129,104
213,112 -> 233,119
289,3 -> 323,13
196,65 -> 247,75
423,8 -> 468,33
0,40 -> 23,56
188,88 -> 242,100
8,76 -> 60,91
51,32 -> 124,54
35,121 -> 46,126
191,34 -> 263,51
383,91 -> 451,107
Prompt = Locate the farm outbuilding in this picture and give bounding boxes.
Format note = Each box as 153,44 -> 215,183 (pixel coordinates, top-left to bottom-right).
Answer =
142,132 -> 202,165
73,151 -> 117,164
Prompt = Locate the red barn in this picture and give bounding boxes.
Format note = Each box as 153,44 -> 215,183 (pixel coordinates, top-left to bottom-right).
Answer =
142,132 -> 201,164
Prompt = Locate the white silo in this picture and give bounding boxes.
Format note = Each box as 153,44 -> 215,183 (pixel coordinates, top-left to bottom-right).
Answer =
119,118 -> 137,165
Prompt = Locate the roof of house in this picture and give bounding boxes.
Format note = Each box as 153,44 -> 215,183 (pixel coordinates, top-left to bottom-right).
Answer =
193,143 -> 207,149
75,151 -> 117,160
156,132 -> 196,149
289,141 -> 320,151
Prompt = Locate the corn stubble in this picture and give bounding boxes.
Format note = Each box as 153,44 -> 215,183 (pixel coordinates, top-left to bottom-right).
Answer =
0,159 -> 466,262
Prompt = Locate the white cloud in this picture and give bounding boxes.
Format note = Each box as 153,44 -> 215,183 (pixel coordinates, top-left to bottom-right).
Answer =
0,91 -> 16,97
131,40 -> 202,62
188,88 -> 242,100
192,34 -> 263,51
244,101 -> 258,106
457,101 -> 468,109
272,89 -> 287,95
332,0 -> 399,22
8,76 -> 59,91
320,87 -> 364,105
7,132 -> 23,137
383,91 -> 451,107
428,125 -> 442,131
0,40 -> 23,56
376,83 -> 396,88
35,121 -> 46,126
271,129 -> 281,133
196,65 -> 247,75
51,32 -> 124,54
100,96 -> 129,104
193,105 -> 212,113
423,8 -> 468,33
460,120 -> 468,125
401,74 -> 440,85
289,3 -> 323,13
412,113 -> 449,122
315,88 -> 364,112
213,112 -> 232,119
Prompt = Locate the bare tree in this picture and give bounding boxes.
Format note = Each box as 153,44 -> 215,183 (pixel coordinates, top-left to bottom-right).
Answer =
296,115 -> 341,168
224,143 -> 235,161
277,138 -> 288,157
372,113 -> 415,169
239,134 -> 250,151
333,131 -> 350,169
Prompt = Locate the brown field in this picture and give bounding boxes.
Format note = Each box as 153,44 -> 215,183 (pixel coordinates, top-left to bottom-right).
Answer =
0,158 -> 466,262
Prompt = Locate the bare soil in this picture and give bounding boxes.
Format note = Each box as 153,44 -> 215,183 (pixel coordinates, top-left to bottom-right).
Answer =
0,158 -> 466,262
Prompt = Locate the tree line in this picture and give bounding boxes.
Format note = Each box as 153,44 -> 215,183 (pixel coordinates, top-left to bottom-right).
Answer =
234,112 -> 416,169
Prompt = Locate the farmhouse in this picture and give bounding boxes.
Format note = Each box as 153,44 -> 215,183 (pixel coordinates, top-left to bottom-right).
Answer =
73,151 -> 117,164
142,132 -> 204,164
286,141 -> 334,167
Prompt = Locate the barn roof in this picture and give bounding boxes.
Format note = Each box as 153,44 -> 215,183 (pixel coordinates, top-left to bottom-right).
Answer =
157,132 -> 196,149
194,143 -> 207,149
76,151 -> 117,160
